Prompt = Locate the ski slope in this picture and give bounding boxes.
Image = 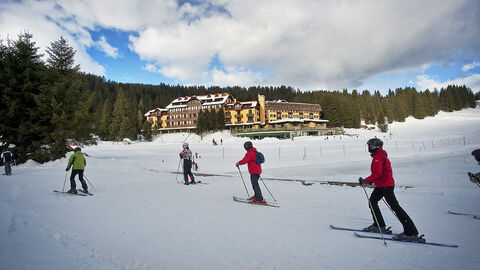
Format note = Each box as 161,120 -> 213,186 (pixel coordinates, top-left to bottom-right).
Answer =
1,108 -> 480,270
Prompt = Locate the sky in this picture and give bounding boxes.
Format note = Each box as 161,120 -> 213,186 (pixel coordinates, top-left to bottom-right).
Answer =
1,0 -> 479,95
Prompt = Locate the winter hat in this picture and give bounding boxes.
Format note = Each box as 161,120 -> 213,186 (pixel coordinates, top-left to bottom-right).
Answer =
74,147 -> 81,152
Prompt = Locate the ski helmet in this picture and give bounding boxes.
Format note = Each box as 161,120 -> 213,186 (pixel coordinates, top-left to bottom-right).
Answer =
74,147 -> 81,152
472,149 -> 480,163
182,142 -> 189,149
367,138 -> 383,153
244,141 -> 253,151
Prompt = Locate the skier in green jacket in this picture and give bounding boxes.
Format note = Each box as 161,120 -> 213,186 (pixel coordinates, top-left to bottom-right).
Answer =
65,147 -> 88,194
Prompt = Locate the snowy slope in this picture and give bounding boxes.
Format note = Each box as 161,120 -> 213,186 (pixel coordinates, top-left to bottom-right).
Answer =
1,108 -> 480,270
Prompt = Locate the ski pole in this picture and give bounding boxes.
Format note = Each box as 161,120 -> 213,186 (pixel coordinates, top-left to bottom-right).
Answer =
360,182 -> 387,246
237,166 -> 250,198
381,197 -> 400,222
260,176 -> 277,202
62,171 -> 68,192
83,174 -> 96,192
175,158 -> 181,182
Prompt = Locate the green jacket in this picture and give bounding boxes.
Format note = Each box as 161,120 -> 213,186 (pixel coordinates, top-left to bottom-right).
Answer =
67,151 -> 86,170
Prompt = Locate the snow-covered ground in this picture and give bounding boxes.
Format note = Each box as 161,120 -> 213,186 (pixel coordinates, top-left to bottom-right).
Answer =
1,108 -> 480,270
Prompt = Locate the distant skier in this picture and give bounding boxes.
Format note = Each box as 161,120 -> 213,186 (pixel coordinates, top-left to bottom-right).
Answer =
358,138 -> 423,242
236,141 -> 265,205
468,149 -> 480,185
65,147 -> 88,194
212,139 -> 217,146
1,148 -> 14,175
180,143 -> 196,185
220,139 -> 223,145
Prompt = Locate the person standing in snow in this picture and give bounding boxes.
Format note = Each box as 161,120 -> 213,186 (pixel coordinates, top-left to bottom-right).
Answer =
236,141 -> 265,205
468,149 -> 480,184
65,147 -> 88,194
180,143 -> 196,185
358,138 -> 423,242
1,148 -> 14,175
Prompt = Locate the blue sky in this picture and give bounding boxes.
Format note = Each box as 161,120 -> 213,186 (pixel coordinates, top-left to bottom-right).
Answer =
1,0 -> 479,95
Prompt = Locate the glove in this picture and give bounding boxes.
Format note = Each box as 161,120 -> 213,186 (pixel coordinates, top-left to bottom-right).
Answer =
235,162 -> 239,167
179,153 -> 182,158
469,172 -> 479,183
65,167 -> 70,171
358,177 -> 366,185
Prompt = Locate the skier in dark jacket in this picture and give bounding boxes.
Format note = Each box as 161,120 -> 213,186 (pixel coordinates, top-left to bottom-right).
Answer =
359,138 -> 423,242
180,143 -> 196,185
65,147 -> 88,194
468,149 -> 480,184
1,148 -> 14,175
236,141 -> 265,205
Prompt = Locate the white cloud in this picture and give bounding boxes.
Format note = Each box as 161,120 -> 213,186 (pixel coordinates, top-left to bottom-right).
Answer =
416,74 -> 480,92
143,63 -> 159,73
1,0 -> 479,90
462,61 -> 480,72
211,68 -> 264,87
0,0 -> 105,75
96,36 -> 119,58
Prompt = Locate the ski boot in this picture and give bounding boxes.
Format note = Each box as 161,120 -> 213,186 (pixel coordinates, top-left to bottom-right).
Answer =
251,199 -> 267,205
67,189 -> 77,194
392,233 -> 426,242
363,224 -> 392,234
248,196 -> 256,201
189,181 -> 196,185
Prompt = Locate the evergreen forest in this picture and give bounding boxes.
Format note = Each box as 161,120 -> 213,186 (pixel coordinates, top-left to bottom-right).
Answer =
1,33 -> 477,163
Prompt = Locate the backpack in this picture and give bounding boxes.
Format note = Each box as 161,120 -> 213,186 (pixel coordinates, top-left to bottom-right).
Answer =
255,151 -> 265,164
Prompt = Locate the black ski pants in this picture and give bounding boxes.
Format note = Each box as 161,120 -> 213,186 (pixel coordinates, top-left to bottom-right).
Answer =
250,174 -> 263,201
70,169 -> 88,191
369,186 -> 418,236
183,159 -> 194,183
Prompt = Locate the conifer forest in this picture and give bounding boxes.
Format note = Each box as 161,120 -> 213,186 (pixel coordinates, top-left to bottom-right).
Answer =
1,33 -> 478,163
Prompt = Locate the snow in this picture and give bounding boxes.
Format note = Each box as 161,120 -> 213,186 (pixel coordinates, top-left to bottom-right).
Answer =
1,108 -> 480,270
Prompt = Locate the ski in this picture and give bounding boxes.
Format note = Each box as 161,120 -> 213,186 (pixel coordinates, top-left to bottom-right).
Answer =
233,196 -> 279,208
77,189 -> 94,196
178,181 -> 209,185
448,210 -> 480,219
354,232 -> 458,248
330,225 -> 393,234
53,190 -> 88,196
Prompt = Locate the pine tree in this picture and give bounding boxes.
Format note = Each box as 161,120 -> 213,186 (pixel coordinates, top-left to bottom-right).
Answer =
412,91 -> 426,119
98,99 -> 113,140
43,36 -> 92,160
377,109 -> 388,132
110,88 -> 137,140
0,32 -> 46,163
142,120 -> 153,141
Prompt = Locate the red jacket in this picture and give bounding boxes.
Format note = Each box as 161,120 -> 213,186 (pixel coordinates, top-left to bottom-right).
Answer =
238,147 -> 262,174
365,148 -> 395,187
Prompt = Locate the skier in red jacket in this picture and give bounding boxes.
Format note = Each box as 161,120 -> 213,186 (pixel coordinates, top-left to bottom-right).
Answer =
359,138 -> 423,242
236,141 -> 265,205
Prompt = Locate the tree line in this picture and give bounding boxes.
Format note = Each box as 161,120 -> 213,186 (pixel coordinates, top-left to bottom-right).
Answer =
1,32 -> 478,163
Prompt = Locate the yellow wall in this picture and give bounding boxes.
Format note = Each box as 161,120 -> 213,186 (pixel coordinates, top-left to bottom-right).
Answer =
258,95 -> 266,124
161,115 -> 168,128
